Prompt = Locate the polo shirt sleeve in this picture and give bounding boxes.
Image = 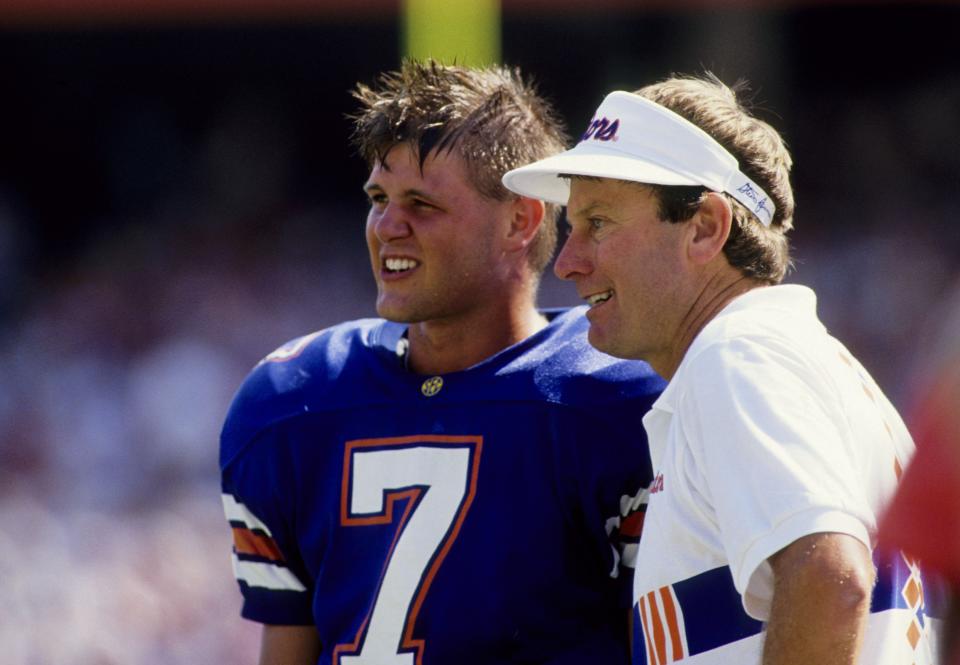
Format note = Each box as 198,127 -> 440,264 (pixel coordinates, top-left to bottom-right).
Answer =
682,335 -> 873,620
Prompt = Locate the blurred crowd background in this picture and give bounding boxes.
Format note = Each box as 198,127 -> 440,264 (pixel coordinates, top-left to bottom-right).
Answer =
1,2 -> 958,663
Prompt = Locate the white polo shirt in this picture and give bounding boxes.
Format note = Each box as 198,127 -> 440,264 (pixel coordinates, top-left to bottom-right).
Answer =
632,284 -> 939,664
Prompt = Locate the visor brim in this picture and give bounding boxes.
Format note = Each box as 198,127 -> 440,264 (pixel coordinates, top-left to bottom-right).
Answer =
503,146 -> 705,205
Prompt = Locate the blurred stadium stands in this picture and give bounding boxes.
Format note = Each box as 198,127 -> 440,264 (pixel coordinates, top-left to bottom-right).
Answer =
0,3 -> 958,663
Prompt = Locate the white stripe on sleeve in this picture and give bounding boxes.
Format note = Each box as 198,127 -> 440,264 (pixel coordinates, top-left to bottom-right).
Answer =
222,493 -> 272,534
232,554 -> 307,592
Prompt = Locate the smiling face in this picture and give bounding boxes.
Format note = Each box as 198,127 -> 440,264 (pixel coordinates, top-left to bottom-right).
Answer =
364,143 -> 515,326
554,177 -> 691,368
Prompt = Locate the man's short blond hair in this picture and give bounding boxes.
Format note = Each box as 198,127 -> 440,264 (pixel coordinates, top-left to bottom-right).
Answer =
637,74 -> 795,283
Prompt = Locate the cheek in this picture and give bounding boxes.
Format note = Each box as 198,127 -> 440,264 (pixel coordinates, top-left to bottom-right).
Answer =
606,248 -> 668,306
447,226 -> 491,267
365,217 -> 382,271
598,242 -> 638,284
365,213 -> 381,247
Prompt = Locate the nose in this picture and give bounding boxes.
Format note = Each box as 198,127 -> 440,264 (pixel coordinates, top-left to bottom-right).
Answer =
370,203 -> 412,243
553,231 -> 592,281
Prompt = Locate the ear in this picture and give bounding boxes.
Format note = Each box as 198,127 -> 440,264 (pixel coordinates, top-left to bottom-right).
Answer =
687,192 -> 732,265
504,196 -> 545,252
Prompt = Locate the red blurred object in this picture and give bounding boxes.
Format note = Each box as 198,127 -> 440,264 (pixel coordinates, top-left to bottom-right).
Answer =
879,285 -> 960,665
880,368 -> 960,585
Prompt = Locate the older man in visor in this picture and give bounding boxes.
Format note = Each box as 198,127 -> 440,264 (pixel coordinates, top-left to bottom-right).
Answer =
504,74 -> 943,665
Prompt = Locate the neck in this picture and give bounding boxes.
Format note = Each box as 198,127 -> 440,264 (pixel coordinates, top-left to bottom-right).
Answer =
406,297 -> 547,375
656,271 -> 763,380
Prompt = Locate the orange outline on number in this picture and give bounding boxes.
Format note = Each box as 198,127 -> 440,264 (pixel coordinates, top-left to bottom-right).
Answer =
333,434 -> 484,665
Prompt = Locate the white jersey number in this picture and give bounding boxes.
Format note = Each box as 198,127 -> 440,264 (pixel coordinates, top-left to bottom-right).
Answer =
335,436 -> 483,665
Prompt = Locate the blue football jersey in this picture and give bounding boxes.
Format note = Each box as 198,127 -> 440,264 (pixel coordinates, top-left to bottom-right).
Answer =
220,307 -> 665,665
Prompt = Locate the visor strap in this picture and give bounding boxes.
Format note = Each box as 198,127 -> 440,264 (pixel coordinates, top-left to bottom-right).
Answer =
723,171 -> 775,227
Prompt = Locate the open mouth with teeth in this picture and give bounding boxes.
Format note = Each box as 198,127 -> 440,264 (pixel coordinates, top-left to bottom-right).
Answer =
586,290 -> 613,307
384,257 -> 420,274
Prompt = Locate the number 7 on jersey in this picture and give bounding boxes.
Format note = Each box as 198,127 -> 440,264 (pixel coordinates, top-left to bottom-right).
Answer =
335,435 -> 483,665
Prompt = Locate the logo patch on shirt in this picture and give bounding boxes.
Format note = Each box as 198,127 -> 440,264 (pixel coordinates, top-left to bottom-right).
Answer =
421,376 -> 443,397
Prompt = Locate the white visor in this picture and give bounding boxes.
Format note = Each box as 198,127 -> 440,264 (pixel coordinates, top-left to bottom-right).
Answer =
502,91 -> 775,227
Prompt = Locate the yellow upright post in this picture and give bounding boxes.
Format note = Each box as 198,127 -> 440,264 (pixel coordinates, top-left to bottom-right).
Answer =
402,0 -> 501,66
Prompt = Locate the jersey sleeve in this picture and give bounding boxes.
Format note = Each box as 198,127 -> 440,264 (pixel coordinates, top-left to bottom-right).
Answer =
221,428 -> 315,626
684,336 -> 875,619
568,397 -> 658,609
604,482 -> 652,610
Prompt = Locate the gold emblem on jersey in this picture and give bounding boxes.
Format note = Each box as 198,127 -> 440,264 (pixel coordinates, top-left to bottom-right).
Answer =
421,376 -> 444,397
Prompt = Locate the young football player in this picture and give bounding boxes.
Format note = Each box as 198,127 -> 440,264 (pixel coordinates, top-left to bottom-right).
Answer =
220,60 -> 665,665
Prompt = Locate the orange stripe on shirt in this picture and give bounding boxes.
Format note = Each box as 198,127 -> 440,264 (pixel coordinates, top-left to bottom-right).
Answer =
639,594 -> 658,665
659,586 -> 684,660
648,590 -> 668,665
232,526 -> 285,562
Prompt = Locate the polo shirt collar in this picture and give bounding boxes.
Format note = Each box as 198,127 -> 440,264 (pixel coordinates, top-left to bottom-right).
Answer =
649,284 -> 818,415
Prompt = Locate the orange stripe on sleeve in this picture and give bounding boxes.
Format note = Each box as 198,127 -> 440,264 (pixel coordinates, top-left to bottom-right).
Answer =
659,586 -> 684,660
232,527 -> 285,562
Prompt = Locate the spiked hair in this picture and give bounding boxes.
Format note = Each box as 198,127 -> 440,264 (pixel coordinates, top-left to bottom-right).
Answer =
351,60 -> 568,275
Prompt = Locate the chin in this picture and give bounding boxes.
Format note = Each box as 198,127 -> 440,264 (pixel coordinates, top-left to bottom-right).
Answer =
586,326 -> 615,355
376,297 -> 427,324
587,327 -> 639,360
375,299 -> 408,323
377,307 -> 416,324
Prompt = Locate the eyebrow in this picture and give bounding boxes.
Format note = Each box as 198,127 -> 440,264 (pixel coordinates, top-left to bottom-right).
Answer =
361,183 -> 435,202
570,201 -> 608,219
